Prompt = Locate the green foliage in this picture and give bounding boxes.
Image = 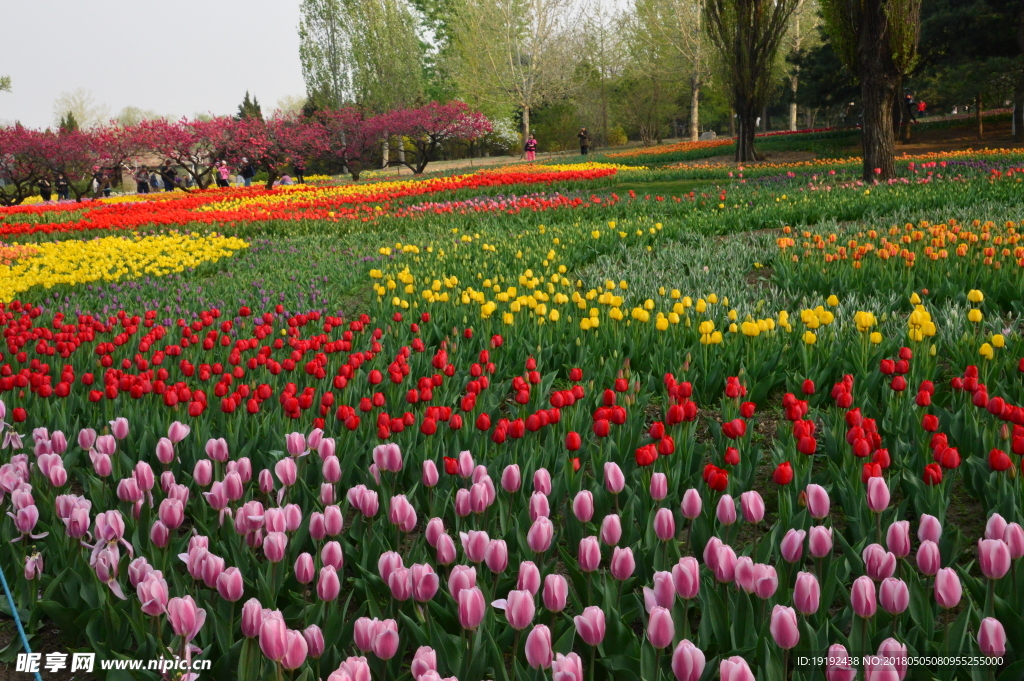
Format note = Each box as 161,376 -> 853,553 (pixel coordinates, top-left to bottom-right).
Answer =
237,91 -> 264,121
0,75 -> 10,93
58,111 -> 79,133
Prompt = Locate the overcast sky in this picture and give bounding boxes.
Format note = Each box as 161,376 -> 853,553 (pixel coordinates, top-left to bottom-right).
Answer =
0,0 -> 306,128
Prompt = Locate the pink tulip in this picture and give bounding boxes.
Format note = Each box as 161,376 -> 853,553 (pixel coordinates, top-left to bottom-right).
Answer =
458,587 -> 486,629
918,514 -> 941,543
388,495 -> 417,532
650,473 -> 668,501
422,460 -> 439,487
353,617 -> 378,652
161,470 -> 177,494
204,437 -> 229,462
781,529 -> 806,563
317,436 -> 336,460
578,536 -> 601,572
318,565 -> 341,601
645,571 -> 675,611
552,652 -> 584,681
303,624 -> 325,659
681,488 -> 702,519
323,456 -> 342,484
806,484 -> 830,519
411,563 -> 439,602
307,428 -> 323,452
824,644 -> 857,681
78,427 -> 97,450
916,539 -> 941,576
137,572 -> 169,616
286,503 -> 303,531
647,606 -> 675,649
117,478 -> 142,503
482,539 -> 507,573
543,574 -> 568,612
1005,523 -> 1024,559
770,605 -> 800,649
703,537 -> 723,572
284,432 -> 307,457
529,492 -> 550,521
602,545 -> 633,580
740,491 -> 764,523
259,469 -> 274,494
378,551 -> 404,584
454,489 -> 472,518
389,567 -> 413,601
455,450 -> 473,478
979,538 -> 1011,579
425,518 -> 445,548
448,564 -> 477,602
866,477 -> 889,513
734,557 -> 756,593
862,544 -> 896,581
808,526 -> 833,558
190,459 -> 213,487
436,534 -> 457,565
412,646 -> 437,679
986,513 -> 1008,540
879,577 -> 909,615
275,457 -> 297,487
158,498 -> 184,530
794,571 -> 820,615
720,656 -> 756,681
150,521 -> 170,548
753,564 -> 779,600
978,617 -> 1007,657
95,434 -> 116,456
335,656 -> 372,681
108,417 -> 129,440
525,625 -> 553,669
603,462 -> 625,494
155,437 -> 175,465
167,595 -> 206,643
672,557 -> 699,599
241,598 -> 264,638
934,567 -> 961,608
460,530 -> 490,563
309,512 -> 327,541
573,491 -> 594,523
323,505 -> 343,536
263,532 -> 287,563
371,622 -> 399,660
851,575 -> 876,617
600,514 -> 622,546
574,606 -> 606,646
497,589 -> 535,630
201,554 -> 226,589
886,521 -> 911,558
91,451 -> 112,477
875,638 -> 907,680
167,421 -> 190,444
265,507 -> 287,533
716,495 -> 737,526
501,464 -> 521,493
217,567 -> 244,602
532,467 -> 551,495
295,553 -> 315,584
655,507 -> 676,541
672,640 -> 705,681
527,517 -> 554,553
128,557 -> 153,588
518,561 -> 541,595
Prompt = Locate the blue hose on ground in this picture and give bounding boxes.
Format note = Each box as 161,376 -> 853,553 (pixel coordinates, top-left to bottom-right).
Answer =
0,560 -> 44,681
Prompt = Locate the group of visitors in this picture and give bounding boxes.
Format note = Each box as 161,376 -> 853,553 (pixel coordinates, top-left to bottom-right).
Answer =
522,127 -> 591,160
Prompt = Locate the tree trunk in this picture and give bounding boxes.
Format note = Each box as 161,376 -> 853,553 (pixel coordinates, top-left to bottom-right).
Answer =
688,74 -> 701,141
789,74 -> 799,131
860,72 -> 898,180
1015,98 -> 1023,142
729,108 -> 736,137
381,132 -> 389,169
761,106 -> 769,132
735,98 -> 759,162
976,93 -> 984,139
522,105 -> 531,157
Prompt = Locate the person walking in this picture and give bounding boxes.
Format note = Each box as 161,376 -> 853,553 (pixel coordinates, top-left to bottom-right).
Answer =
55,173 -> 70,201
239,158 -> 256,187
135,166 -> 150,194
101,170 -> 113,197
577,127 -> 591,155
524,134 -> 538,161
149,168 -> 162,191
37,175 -> 52,202
917,99 -> 927,116
216,161 -> 231,188
160,160 -> 179,192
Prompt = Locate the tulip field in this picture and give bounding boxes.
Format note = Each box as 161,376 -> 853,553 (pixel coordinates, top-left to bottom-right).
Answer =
2,143 -> 1024,681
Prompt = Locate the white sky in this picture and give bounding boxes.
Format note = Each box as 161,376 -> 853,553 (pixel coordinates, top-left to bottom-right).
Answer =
0,0 -> 306,128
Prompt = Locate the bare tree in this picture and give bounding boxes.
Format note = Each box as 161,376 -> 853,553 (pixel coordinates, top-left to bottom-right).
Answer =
819,0 -> 922,179
449,0 -> 578,142
704,0 -> 800,161
52,88 -> 110,130
783,0 -> 821,131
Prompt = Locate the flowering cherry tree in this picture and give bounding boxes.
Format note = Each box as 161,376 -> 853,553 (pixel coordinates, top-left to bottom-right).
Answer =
0,126 -> 44,206
140,118 -> 232,189
318,108 -> 375,181
368,101 -> 493,174
221,114 -> 328,189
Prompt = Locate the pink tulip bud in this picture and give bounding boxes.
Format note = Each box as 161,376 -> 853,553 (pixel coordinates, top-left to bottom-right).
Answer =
78,428 -> 97,450
160,470 -> 176,494
647,606 -> 674,649
824,644 -> 856,681
158,498 -> 184,530
573,491 -> 594,523
739,490 -> 764,523
525,624 -> 553,669
734,558 -> 756,593
275,458 -> 298,487
149,520 -> 170,548
322,504 -> 342,536
885,520 -> 911,558
167,595 -> 206,643
412,647 -> 437,679
780,529 -> 806,563
978,617 -> 1007,658
389,567 -> 413,601
458,586 -> 486,629
552,652 -> 583,681
578,536 -> 601,572
286,432 -> 307,457
353,617 -> 377,652
603,462 -> 625,494
720,656 -> 755,681
453,450 -> 472,478
527,517 -> 554,553
517,561 -> 541,595
501,464 -> 521,493
371,619 -> 400,659
770,605 -> 800,649
862,544 -> 896,581
322,457 -> 342,484
805,484 -> 830,519
716,495 -> 737,526
117,478 -> 142,503
263,532 -> 287,563
543,574 -> 568,612
155,437 -> 175,465
681,488 -> 702,519
317,436 -> 335,460
167,421 -> 190,444
650,473 -> 668,501
259,469 -> 274,494
436,534 -> 457,565
703,537 -> 723,572
794,572 -> 820,615
422,460 -> 439,488
455,488 -> 472,517
318,565 -> 341,601
600,514 -> 622,546
714,545 -> 737,583
654,507 -> 676,541
192,460 -> 213,487
645,571 -> 675,611
1004,523 -> 1024,559
306,511 -> 326,541
851,575 -> 876,618
808,526 -> 833,558
499,589 -> 535,630
204,437 -> 229,462
133,461 -> 154,492
875,638 -> 907,679
47,465 -> 66,488
460,530 -> 490,563
241,598 -> 264,638
879,577 -> 908,615
610,547 -> 635,581
137,572 -> 168,616
201,554 -> 225,589
217,566 -> 245,602
425,518 -> 445,548
918,513 -> 941,543
411,563 -> 439,602
485,539 -> 508,573
979,539 -> 1011,580
672,557 -> 699,599
388,495 -> 417,532
303,624 -> 325,659
533,468 -> 551,495
107,417 -> 129,440
289,554 -> 313,587
448,564 -> 477,602
265,507 -> 287,533
986,513 -> 1008,540
866,477 -> 889,513
574,606 -> 606,646
91,451 -> 112,477
672,640 -> 705,681
916,539 -> 941,576
320,484 -> 335,506
529,492 -> 550,521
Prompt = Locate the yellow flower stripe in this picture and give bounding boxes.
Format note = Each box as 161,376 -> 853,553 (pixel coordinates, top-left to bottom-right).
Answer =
0,233 -> 248,302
